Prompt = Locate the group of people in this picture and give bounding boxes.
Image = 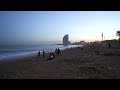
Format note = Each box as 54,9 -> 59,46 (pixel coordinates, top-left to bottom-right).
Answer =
55,48 -> 61,55
37,46 -> 84,60
37,48 -> 61,60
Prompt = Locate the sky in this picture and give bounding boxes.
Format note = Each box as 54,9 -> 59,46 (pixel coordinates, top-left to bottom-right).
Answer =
0,11 -> 120,45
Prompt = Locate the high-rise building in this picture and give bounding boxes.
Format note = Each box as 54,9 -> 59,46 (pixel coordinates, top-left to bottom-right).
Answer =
63,34 -> 69,45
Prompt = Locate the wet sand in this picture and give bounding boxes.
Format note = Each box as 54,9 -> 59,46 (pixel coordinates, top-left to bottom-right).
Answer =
0,45 -> 120,79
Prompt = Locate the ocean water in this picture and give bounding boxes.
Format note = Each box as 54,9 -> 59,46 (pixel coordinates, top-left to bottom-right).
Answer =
0,44 -> 82,61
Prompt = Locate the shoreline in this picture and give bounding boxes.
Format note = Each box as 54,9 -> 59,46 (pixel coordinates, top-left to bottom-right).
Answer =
0,45 -> 120,79
0,45 -> 82,62
0,46 -> 78,63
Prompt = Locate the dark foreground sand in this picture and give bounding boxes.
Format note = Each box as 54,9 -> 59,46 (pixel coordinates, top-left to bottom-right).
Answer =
0,45 -> 120,79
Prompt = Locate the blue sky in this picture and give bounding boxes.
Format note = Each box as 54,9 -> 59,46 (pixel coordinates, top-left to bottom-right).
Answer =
0,11 -> 120,45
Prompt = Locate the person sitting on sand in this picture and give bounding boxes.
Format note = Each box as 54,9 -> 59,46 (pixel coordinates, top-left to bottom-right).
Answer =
52,53 -> 55,58
47,53 -> 55,60
38,51 -> 40,59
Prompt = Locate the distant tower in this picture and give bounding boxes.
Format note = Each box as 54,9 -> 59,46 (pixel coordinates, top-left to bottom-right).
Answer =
63,34 -> 69,45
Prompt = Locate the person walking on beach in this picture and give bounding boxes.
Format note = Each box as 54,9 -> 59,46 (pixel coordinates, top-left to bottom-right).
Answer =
55,48 -> 58,55
43,50 -> 45,58
108,43 -> 111,48
81,47 -> 83,51
57,48 -> 61,55
38,51 -> 40,59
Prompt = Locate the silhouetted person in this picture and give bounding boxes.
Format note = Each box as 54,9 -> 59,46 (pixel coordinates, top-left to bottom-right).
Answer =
52,53 -> 55,58
55,48 -> 58,54
57,48 -> 61,55
81,47 -> 83,51
47,53 -> 54,60
38,51 -> 40,59
109,43 -> 111,48
43,50 -> 45,58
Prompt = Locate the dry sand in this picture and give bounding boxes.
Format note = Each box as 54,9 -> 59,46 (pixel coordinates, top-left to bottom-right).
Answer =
0,45 -> 120,79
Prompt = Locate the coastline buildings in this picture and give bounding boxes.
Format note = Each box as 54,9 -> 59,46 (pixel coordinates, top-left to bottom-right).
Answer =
101,39 -> 118,46
63,34 -> 69,45
71,41 -> 86,45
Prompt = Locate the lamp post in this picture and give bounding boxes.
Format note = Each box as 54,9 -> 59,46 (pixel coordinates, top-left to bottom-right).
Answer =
102,33 -> 103,41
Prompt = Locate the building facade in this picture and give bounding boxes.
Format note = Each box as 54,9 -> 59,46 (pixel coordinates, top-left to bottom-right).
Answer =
63,34 -> 69,45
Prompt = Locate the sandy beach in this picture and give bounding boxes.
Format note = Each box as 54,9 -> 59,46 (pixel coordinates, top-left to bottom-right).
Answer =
0,45 -> 120,79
